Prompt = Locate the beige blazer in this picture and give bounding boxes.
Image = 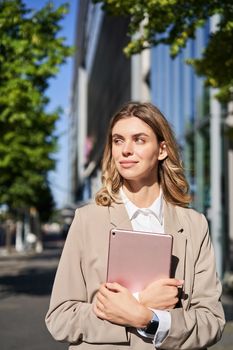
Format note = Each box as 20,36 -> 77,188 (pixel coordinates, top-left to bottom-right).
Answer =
45,201 -> 225,350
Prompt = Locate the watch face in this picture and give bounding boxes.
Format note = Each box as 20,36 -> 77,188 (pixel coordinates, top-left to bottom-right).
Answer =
144,319 -> 159,335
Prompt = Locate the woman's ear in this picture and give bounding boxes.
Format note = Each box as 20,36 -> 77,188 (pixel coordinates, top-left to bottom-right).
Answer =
158,141 -> 168,160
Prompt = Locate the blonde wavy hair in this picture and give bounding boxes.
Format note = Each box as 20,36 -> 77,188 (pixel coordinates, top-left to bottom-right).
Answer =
95,102 -> 191,207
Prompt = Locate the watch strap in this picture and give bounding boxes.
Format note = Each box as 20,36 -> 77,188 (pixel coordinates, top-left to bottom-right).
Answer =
143,312 -> 159,335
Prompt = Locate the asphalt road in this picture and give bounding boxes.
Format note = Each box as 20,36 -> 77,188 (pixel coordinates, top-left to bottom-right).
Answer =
0,234 -> 233,350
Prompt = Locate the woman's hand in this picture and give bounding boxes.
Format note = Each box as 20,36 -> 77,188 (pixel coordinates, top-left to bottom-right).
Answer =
93,282 -> 152,328
139,278 -> 184,310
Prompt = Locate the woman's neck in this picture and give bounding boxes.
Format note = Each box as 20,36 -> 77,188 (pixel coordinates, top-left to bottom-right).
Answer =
122,182 -> 160,208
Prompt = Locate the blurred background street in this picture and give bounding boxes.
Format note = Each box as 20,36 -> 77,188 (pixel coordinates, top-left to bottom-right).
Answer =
0,233 -> 233,350
1,0 -> 233,349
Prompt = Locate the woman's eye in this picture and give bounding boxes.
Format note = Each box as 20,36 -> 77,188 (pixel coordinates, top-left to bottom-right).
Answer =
135,138 -> 145,144
113,138 -> 123,145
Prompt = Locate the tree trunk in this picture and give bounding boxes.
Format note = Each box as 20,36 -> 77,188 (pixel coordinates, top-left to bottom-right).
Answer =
15,220 -> 24,252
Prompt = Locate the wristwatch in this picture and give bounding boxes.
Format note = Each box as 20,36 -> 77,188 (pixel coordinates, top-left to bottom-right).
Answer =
143,313 -> 159,335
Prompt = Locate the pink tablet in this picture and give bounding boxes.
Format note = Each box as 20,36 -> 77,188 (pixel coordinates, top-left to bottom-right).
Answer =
106,228 -> 173,293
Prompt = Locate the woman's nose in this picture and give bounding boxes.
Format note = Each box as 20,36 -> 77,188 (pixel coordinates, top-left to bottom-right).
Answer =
122,141 -> 133,156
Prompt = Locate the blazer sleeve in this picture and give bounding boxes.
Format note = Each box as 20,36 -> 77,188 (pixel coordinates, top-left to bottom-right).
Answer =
45,209 -> 128,344
159,213 -> 225,349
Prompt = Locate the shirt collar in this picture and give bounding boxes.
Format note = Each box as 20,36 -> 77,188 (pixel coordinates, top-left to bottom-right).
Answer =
120,187 -> 164,225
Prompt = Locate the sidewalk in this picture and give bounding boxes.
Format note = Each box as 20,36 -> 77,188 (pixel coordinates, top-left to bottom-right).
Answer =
0,234 -> 66,350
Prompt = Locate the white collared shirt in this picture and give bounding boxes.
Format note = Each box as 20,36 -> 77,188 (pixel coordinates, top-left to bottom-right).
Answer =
120,188 -> 164,233
120,188 -> 171,347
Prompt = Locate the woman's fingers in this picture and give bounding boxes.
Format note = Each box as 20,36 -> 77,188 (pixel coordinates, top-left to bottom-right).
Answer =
93,282 -> 149,327
149,278 -> 184,287
93,302 -> 106,319
97,282 -> 126,298
138,278 -> 183,309
93,288 -> 111,319
95,294 -> 105,309
105,282 -> 127,293
94,283 -> 126,315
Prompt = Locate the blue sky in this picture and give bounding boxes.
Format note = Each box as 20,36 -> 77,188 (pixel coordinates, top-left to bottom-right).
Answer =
25,0 -> 77,208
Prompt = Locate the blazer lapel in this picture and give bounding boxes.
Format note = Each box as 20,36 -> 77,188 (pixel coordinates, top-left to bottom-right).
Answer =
109,202 -> 133,230
164,201 -> 187,281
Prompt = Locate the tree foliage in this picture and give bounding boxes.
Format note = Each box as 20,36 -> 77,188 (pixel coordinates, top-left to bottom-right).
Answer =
95,0 -> 233,102
0,0 -> 72,215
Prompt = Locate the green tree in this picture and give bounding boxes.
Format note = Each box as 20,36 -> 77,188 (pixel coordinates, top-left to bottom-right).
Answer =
0,0 -> 72,217
95,0 -> 233,102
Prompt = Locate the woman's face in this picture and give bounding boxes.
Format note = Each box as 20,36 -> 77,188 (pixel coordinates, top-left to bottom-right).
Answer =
111,117 -> 167,185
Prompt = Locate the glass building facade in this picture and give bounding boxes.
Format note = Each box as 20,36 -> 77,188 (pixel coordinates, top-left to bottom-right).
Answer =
150,21 -> 233,277
151,23 -> 212,215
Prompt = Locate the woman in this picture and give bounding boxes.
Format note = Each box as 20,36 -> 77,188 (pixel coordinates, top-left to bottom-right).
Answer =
45,102 -> 225,349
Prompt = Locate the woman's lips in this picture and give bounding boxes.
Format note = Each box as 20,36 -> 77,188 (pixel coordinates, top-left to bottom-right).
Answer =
119,160 -> 138,168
